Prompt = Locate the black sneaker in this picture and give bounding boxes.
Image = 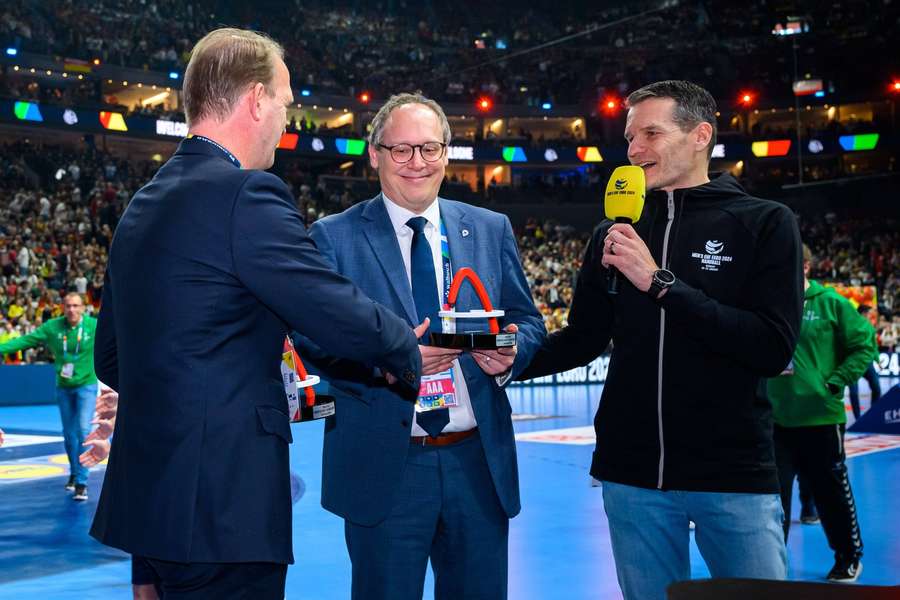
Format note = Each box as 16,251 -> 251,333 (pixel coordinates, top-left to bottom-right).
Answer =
827,557 -> 862,582
64,476 -> 76,492
73,484 -> 88,502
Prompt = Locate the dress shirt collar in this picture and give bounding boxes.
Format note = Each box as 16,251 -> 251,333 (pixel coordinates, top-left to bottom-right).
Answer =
381,193 -> 441,236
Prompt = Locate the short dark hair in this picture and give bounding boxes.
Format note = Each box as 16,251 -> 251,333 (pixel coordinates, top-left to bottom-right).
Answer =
626,80 -> 718,160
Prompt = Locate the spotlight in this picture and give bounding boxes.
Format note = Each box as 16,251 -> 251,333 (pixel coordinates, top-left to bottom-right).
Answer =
600,95 -> 621,116
477,97 -> 493,112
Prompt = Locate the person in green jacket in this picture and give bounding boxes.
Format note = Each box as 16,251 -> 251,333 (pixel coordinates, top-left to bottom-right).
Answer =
0,292 -> 98,501
768,244 -> 875,583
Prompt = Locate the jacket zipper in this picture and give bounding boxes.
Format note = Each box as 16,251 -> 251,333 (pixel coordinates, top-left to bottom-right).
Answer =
657,191 -> 676,489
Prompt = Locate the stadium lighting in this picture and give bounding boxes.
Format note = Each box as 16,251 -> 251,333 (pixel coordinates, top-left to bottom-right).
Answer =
600,95 -> 621,116
5,47 -> 16,56
358,91 -> 371,104
477,97 -> 493,112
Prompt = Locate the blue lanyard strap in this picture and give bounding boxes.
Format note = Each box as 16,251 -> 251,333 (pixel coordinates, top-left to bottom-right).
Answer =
186,134 -> 241,168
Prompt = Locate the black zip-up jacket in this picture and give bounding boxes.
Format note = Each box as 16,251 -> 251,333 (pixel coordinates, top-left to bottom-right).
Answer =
521,174 -> 803,493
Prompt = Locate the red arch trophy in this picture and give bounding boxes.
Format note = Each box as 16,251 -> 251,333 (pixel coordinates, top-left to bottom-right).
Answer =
281,335 -> 336,422
430,267 -> 517,349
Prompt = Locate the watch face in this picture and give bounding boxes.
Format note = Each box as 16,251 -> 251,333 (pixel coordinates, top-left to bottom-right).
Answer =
656,269 -> 676,284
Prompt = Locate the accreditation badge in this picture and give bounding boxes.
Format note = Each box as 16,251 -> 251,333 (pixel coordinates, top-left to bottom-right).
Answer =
60,362 -> 75,379
281,340 -> 303,421
416,369 -> 458,412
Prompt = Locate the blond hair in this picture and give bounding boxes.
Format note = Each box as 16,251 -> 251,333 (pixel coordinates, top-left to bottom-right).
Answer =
183,28 -> 284,125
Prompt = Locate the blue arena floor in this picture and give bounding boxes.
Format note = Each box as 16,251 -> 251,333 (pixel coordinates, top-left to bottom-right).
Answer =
1,383 -> 898,599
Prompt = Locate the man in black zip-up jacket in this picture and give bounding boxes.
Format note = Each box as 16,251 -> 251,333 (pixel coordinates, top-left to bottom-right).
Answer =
520,81 -> 803,600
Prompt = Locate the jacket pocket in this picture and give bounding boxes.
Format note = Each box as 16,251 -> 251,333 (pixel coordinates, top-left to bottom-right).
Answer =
256,406 -> 293,444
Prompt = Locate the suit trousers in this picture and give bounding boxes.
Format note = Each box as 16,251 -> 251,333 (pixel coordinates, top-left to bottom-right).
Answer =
144,558 -> 287,599
345,431 -> 509,600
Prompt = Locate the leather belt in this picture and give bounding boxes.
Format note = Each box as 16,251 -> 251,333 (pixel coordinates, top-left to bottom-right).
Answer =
411,427 -> 478,447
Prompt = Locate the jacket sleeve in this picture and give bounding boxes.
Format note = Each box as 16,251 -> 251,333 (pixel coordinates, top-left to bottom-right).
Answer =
290,218 -> 387,386
497,216 -> 546,381
231,171 -> 421,392
518,226 -> 613,380
0,323 -> 50,354
94,269 -> 119,391
827,298 -> 879,389
658,205 -> 803,377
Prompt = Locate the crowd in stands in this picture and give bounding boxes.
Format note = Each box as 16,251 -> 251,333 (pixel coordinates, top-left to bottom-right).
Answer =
0,141 -> 157,363
4,0 -> 898,110
802,212 -> 900,353
0,141 -> 897,363
518,219 -> 587,333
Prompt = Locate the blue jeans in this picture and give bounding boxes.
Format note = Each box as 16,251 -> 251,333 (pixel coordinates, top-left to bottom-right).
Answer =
56,383 -> 97,485
602,480 -> 787,600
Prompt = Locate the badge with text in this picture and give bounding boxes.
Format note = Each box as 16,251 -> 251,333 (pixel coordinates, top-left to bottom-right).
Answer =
430,267 -> 517,349
60,362 -> 75,379
281,336 -> 336,422
416,369 -> 458,412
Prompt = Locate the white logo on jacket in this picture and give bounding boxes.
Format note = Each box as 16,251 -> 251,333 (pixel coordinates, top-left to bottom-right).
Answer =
705,240 -> 725,254
691,240 -> 733,272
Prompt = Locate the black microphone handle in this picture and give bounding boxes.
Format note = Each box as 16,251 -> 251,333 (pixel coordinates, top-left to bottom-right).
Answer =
606,216 -> 633,295
608,267 -> 622,295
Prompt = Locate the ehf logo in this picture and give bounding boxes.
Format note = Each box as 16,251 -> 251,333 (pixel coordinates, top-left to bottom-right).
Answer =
614,179 -> 627,190
886,408 -> 900,425
691,239 -> 733,272
705,240 -> 725,255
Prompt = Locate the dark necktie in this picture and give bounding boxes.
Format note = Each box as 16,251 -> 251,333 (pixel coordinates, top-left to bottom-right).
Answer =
407,216 -> 449,437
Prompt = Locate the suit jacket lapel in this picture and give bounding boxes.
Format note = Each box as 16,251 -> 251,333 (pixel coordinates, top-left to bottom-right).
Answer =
439,199 -> 485,391
361,195 -> 418,324
440,199 -> 474,287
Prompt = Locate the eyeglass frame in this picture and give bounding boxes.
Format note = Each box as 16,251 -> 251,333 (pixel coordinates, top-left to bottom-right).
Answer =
375,142 -> 448,164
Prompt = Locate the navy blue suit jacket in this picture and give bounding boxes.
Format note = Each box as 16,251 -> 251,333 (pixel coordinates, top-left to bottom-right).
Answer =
298,195 -> 545,526
91,139 -> 421,564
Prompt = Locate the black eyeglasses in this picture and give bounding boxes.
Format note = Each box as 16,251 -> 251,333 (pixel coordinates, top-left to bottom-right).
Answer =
377,142 -> 447,164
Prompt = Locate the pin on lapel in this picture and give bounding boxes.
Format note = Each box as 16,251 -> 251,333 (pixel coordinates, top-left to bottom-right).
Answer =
461,229 -> 470,237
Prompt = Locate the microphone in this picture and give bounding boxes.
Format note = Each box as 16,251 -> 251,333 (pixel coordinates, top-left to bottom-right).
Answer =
604,165 -> 646,294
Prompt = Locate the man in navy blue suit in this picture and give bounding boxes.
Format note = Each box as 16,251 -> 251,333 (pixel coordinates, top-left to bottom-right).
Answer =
296,93 -> 545,599
90,29 -> 422,599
